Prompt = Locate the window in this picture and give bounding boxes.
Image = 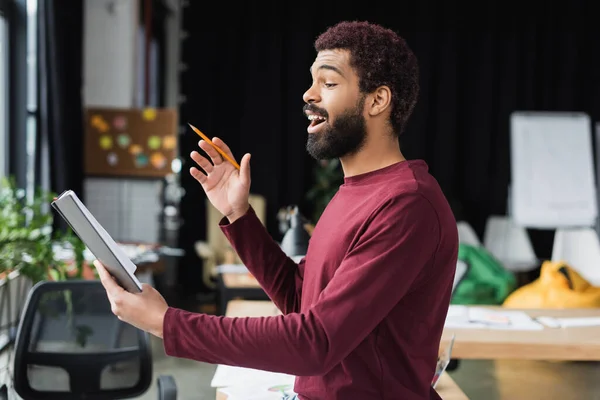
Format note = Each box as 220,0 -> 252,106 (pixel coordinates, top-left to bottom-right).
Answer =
25,0 -> 37,199
0,4 -> 7,178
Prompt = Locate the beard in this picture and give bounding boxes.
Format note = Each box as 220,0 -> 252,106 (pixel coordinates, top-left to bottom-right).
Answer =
304,96 -> 367,161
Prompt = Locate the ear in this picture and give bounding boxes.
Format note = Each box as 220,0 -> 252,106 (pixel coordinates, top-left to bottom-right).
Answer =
367,86 -> 392,117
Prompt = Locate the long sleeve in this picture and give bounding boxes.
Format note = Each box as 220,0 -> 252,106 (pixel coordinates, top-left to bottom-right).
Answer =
162,193 -> 440,376
218,207 -> 304,314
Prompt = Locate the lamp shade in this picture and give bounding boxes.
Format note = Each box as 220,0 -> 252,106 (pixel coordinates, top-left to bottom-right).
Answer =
280,207 -> 310,257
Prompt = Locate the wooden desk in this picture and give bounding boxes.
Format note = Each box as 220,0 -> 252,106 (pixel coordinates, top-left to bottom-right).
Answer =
220,272 -> 600,361
441,308 -> 600,360
216,300 -> 469,400
216,273 -> 268,314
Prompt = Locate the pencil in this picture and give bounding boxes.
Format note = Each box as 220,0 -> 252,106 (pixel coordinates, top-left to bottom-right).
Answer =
188,123 -> 241,170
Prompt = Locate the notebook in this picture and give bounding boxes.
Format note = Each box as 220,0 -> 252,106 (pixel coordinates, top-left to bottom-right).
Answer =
51,190 -> 143,293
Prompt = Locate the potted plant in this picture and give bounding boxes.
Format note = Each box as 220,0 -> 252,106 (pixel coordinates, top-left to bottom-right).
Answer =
305,159 -> 344,224
0,176 -> 88,284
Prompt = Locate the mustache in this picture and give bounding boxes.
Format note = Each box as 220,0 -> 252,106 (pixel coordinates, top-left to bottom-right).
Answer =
303,104 -> 328,119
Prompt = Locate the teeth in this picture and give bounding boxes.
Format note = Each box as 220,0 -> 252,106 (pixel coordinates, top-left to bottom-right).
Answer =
307,115 -> 326,121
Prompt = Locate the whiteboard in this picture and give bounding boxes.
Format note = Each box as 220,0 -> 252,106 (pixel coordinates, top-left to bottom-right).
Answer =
510,112 -> 597,228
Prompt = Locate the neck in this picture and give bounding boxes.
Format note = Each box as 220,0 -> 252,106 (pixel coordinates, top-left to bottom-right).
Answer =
339,134 -> 406,177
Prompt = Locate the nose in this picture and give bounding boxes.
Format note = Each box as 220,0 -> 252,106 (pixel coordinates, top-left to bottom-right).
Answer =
303,83 -> 320,104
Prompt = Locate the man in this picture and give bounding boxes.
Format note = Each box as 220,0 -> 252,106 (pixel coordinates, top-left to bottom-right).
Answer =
95,21 -> 458,399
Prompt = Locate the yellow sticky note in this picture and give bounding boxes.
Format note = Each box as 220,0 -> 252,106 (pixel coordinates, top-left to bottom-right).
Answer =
142,108 -> 157,121
99,135 -> 112,150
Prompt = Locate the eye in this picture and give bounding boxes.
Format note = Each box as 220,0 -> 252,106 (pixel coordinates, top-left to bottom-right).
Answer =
324,83 -> 337,88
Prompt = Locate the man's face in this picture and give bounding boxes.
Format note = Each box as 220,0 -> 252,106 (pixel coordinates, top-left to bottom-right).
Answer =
303,50 -> 367,161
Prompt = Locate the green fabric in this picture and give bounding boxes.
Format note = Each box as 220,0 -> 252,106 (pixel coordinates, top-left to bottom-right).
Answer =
451,244 -> 517,305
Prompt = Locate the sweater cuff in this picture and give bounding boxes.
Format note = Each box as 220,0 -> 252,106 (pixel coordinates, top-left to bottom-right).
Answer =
219,205 -> 257,230
162,307 -> 181,357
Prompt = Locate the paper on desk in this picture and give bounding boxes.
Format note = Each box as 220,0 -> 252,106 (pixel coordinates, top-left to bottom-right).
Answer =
536,316 -> 600,328
219,380 -> 296,400
445,305 -> 544,330
211,365 -> 295,388
216,264 -> 249,274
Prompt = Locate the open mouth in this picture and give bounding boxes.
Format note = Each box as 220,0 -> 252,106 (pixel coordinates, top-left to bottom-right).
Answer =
306,113 -> 327,133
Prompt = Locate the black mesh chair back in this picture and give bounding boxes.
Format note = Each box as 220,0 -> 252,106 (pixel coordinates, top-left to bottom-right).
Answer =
13,280 -> 152,399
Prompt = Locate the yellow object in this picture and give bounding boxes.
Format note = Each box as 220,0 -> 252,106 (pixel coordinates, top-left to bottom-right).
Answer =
99,135 -> 112,150
503,260 -> 600,308
142,108 -> 157,121
148,135 -> 161,150
188,123 -> 241,170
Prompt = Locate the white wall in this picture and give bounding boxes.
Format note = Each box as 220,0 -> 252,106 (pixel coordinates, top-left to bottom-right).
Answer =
82,0 -> 183,244
83,0 -> 138,108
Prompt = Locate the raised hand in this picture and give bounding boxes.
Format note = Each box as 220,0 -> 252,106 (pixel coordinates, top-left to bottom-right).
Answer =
190,137 -> 251,223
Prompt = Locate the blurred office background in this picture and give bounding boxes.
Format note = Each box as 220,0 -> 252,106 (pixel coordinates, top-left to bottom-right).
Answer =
2,0 -> 600,399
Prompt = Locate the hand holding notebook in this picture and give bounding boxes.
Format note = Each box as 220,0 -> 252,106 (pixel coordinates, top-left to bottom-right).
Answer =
51,190 -> 143,293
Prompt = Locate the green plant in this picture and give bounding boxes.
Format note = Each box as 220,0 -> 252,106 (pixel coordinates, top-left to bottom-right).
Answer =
0,176 -> 86,283
305,159 -> 344,223
0,176 -> 94,347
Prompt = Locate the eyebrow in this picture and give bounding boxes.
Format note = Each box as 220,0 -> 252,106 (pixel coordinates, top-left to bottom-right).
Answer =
310,64 -> 345,78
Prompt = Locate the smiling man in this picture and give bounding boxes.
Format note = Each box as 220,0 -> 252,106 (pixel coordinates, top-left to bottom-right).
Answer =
95,21 -> 459,400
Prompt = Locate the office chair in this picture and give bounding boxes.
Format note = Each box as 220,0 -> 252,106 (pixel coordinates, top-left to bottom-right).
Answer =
12,280 -> 177,399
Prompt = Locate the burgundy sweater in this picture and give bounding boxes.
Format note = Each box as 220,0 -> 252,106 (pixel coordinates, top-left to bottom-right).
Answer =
163,160 -> 458,399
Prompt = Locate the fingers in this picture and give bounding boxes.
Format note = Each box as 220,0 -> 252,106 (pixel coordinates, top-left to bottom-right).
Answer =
190,150 -> 213,173
94,260 -> 124,297
240,153 -> 251,187
141,283 -> 154,293
212,137 -> 235,161
198,140 -> 224,166
189,167 -> 207,184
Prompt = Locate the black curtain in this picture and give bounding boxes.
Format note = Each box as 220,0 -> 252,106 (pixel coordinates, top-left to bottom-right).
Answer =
177,0 -> 600,296
37,0 -> 83,228
7,0 -> 28,189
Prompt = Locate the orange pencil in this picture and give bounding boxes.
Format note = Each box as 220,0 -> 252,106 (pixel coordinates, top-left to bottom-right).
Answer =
188,123 -> 240,170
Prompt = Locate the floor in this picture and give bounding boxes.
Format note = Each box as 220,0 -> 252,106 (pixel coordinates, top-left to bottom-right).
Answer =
3,329 -> 600,399
136,333 -> 600,400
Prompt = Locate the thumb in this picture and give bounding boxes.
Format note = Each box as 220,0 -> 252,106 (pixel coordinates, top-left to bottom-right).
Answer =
240,153 -> 251,187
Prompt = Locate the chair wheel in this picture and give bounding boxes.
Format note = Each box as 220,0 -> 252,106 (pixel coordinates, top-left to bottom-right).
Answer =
157,375 -> 177,400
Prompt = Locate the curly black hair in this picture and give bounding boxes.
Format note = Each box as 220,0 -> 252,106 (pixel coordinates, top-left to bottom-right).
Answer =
315,21 -> 419,136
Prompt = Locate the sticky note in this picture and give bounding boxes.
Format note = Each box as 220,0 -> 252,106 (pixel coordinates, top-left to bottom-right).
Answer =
113,115 -> 127,130
142,108 -> 157,121
117,134 -> 131,148
99,135 -> 112,150
129,144 -> 142,155
162,135 -> 176,150
107,152 -> 118,166
151,152 -> 166,169
148,136 -> 161,150
91,115 -> 109,133
135,153 -> 149,168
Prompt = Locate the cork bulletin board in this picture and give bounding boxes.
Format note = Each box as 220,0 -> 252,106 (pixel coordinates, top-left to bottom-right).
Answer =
84,107 -> 178,178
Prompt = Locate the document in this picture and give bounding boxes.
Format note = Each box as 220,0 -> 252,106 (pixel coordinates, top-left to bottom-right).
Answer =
211,364 -> 295,388
536,316 -> 600,328
445,305 -> 544,330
